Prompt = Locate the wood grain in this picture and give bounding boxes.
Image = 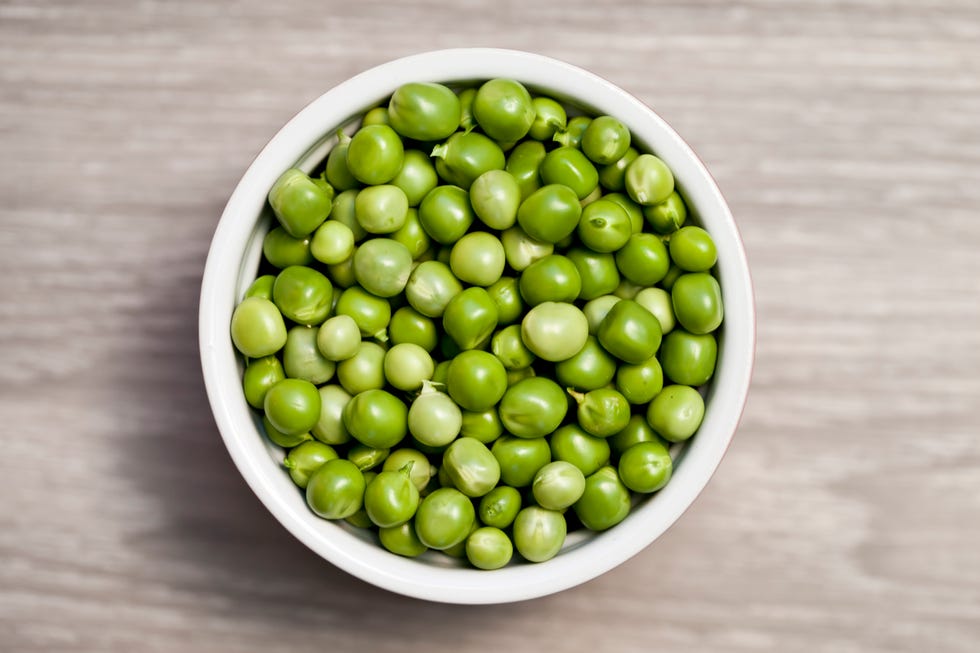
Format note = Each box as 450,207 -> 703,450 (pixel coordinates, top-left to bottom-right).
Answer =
1,0 -> 979,650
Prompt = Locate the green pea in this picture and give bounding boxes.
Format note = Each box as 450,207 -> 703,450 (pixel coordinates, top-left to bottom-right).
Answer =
669,226 -> 718,272
465,527 -> 513,570
347,445 -> 390,471
614,233 -> 670,287
486,276 -> 525,325
344,471 -> 377,528
449,232 -> 506,287
616,355 -> 664,404
388,306 -> 438,352
469,170 -> 521,230
644,191 -> 687,233
405,260 -> 463,318
625,154 -> 674,206
647,384 -> 705,443
263,226 -> 313,268
388,82 -> 461,141
672,272 -> 724,334
660,329 -> 717,386
603,192 -> 645,234
330,189 -> 367,242
443,437 -> 501,497
354,184 -> 409,235
505,140 -> 546,200
379,521 -> 428,557
325,131 -> 359,192
432,131 -> 506,189
577,199 -> 632,252
408,384 -> 462,447
306,459 -> 365,520
336,341 -> 386,395
443,287 -> 499,350
478,486 -> 522,529
389,151 -> 438,208
550,424 -> 610,477
491,435 -> 552,487
633,289 -> 675,336
272,266 -> 333,326
383,449 -> 433,492
460,408 -> 503,444
390,208 -> 431,260
264,378 -> 321,436
447,350 -> 507,412
262,415 -> 312,448
268,168 -> 333,238
579,185 -> 603,208
311,384 -> 352,445
316,315 -> 361,362
491,324 -> 536,370
555,335 -> 617,391
506,366 -> 536,386
346,124 -> 404,186
472,79 -> 535,142
609,414 -> 667,458
244,274 -> 276,301
418,185 -> 475,244
516,184 -> 582,244
598,147 -> 639,192
231,297 -> 287,358
519,254 -> 581,306
343,388 -> 408,449
660,263 -> 683,291
458,87 -> 477,132
310,220 -> 355,265
553,115 -> 591,148
540,147 -> 599,200
498,377 -> 568,438
581,115 -> 631,165
431,359 -> 451,388
415,487 -> 476,550
521,302 -> 589,362
283,441 -> 338,488
362,107 -> 389,126
597,299 -> 662,364
532,460 -> 586,511
364,464 -> 420,528
513,507 -> 566,562
384,343 -> 434,391
613,279 -> 644,300
335,286 -> 390,339
528,96 -> 567,141
566,248 -> 620,301
500,226 -> 554,271
242,355 -> 285,410
351,237 -> 412,298
571,387 -> 631,437
619,441 -> 673,493
573,466 -> 631,531
283,325 -> 336,384
583,295 -> 622,335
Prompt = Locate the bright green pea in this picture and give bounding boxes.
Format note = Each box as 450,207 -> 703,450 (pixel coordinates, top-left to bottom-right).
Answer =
390,208 -> 431,260
343,388 -> 408,449
431,359 -> 451,388
283,441 -> 338,488
351,237 -> 412,298
513,507 -> 566,562
408,384 -> 463,447
532,461 -> 586,511
609,414 -> 666,458
519,254 -> 581,306
555,335 -> 617,391
553,115 -> 591,148
615,233 -> 670,286
231,297 -> 287,358
388,306 -> 438,352
619,441 -> 673,493
486,276 -> 525,325
449,232 -> 506,286
540,147 -> 599,200
472,78 -> 535,142
242,355 -> 285,410
505,140 -> 546,200
272,266 -> 333,326
669,226 -> 718,272
604,191 -> 645,234
262,415 -> 312,448
335,339 -> 385,394
443,437 -> 501,497
443,287 -> 499,350
264,378 -> 321,436
671,272 -> 724,334
597,299 -> 663,364
516,184 -> 582,244
325,131 -> 359,191
388,82 -> 461,141
550,424 -> 610,476
470,169 -> 521,230
418,185 -> 475,244
506,366 -> 536,386
491,324 -> 536,370
500,226 -> 554,271
577,199 -> 632,252
478,486 -> 521,528
311,384 -> 352,445
644,191 -> 687,233
354,185 -> 408,235
458,87 -> 477,132
330,189 -> 367,242
625,153 -> 674,206
573,465 -> 631,531
431,131 -> 505,189
598,147 -> 639,192
362,107 -> 389,126
635,286 -> 676,334
389,151 -> 439,208
647,384 -> 705,443
613,279 -> 644,300
460,408 -> 503,444
466,527 -> 513,570
268,168 -> 333,238
383,343 -> 434,391
521,302 -> 589,362
660,263 -> 683,291
414,487 -> 476,550
346,124 -> 404,186
383,450 -> 432,493
310,220 -> 355,265
616,355 -> 664,404
571,387 -> 631,437
316,315 -> 361,362
581,115 -> 631,165
364,464 -> 420,528
263,226 -> 313,268
579,185 -> 603,208
447,350 -> 507,412
347,445 -> 390,471
583,295 -> 621,335
379,521 -> 428,557
528,96 -> 567,141
335,286 -> 390,340
491,435 -> 552,487
244,274 -> 276,300
566,248 -> 620,301
405,260 -> 463,318
283,325 -> 336,384
660,329 -> 717,386
498,377 -> 568,438
306,459 -> 365,520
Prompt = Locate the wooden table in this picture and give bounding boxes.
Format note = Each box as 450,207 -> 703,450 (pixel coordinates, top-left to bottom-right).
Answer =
2,1 -> 978,650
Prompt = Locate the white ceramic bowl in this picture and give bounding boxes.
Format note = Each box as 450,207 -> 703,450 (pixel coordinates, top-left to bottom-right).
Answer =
199,48 -> 754,604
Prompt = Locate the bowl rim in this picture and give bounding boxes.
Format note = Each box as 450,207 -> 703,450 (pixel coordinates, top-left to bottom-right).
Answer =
199,47 -> 755,604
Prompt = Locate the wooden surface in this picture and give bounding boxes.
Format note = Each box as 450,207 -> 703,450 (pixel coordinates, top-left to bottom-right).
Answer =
2,0 -> 979,650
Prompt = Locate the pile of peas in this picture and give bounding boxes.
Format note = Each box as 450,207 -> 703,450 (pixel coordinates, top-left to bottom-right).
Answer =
230,79 -> 724,570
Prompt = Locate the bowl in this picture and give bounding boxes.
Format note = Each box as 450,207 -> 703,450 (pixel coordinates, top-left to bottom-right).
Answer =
199,48 -> 755,604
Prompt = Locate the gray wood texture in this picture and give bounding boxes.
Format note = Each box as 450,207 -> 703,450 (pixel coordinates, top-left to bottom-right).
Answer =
2,0 -> 979,650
